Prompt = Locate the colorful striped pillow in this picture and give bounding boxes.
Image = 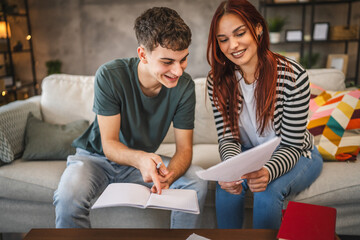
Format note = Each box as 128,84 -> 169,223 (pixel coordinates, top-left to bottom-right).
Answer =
307,84 -> 360,161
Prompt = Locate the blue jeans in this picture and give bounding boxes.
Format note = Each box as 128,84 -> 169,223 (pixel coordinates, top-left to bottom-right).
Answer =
53,148 -> 208,228
215,146 -> 323,229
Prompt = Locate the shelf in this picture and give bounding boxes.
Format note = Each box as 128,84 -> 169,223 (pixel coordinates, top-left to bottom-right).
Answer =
261,0 -> 360,7
272,39 -> 360,45
12,49 -> 31,53
0,13 -> 27,18
312,39 -> 360,43
0,0 -> 38,103
5,82 -> 36,93
0,74 -> 11,78
0,49 -> 31,54
261,0 -> 360,85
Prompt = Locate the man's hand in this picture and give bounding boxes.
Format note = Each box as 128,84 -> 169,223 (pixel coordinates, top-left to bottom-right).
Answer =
242,167 -> 270,192
150,171 -> 174,194
218,180 -> 243,195
97,114 -> 189,195
137,152 -> 173,194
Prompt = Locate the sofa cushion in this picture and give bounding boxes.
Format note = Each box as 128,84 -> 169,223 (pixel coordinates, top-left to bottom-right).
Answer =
192,144 -> 221,169
0,159 -> 66,203
156,143 -> 221,169
0,129 -> 13,163
41,74 -> 95,125
307,87 -> 360,161
193,78 -> 218,145
22,113 -> 89,160
307,69 -> 346,91
0,99 -> 41,163
289,159 -> 360,206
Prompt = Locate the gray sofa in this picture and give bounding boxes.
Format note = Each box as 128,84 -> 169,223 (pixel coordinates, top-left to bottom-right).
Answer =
0,69 -> 359,235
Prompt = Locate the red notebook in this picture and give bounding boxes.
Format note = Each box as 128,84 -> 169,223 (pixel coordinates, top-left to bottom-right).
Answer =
277,201 -> 337,240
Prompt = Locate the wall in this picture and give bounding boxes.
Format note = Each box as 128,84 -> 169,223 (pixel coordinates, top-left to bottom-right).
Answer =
28,0 -> 236,83
26,0 -> 359,85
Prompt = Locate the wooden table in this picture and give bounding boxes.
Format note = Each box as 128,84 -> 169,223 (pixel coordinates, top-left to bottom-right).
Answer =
24,228 -> 278,240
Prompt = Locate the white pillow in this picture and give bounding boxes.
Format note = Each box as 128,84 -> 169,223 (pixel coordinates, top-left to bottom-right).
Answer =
193,78 -> 218,144
307,69 -> 345,91
41,74 -> 95,125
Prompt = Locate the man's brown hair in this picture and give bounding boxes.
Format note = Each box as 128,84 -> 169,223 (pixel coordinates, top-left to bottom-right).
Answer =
134,7 -> 191,51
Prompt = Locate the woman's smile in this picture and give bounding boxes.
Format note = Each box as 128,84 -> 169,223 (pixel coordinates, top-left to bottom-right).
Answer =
231,49 -> 246,58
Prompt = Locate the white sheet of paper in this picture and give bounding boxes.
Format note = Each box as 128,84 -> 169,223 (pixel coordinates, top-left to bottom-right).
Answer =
196,137 -> 281,182
186,233 -> 211,240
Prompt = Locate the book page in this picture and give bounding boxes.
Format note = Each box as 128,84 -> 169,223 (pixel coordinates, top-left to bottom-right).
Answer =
146,189 -> 200,214
92,183 -> 151,209
196,137 -> 281,182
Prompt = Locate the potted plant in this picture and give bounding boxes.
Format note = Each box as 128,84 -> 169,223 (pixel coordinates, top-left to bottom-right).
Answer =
300,52 -> 320,69
267,16 -> 286,44
46,60 -> 62,75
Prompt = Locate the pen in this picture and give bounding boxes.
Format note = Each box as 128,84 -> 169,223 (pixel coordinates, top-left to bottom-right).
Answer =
156,162 -> 162,170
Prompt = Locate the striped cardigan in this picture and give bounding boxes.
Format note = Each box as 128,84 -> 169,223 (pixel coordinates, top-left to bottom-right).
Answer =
207,59 -> 314,182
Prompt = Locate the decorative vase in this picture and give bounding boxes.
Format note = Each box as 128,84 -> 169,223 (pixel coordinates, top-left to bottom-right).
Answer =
270,32 -> 281,44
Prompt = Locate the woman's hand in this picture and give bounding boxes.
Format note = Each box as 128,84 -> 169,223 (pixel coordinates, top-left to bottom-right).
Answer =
218,180 -> 243,195
242,167 -> 270,192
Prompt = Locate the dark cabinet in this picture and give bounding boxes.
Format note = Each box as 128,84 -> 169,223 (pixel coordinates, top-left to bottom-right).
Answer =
0,0 -> 37,105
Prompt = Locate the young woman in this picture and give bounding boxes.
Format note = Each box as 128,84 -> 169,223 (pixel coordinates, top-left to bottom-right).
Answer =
207,0 -> 323,229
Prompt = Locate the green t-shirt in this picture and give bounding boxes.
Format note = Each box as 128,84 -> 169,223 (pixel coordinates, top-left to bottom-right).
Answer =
73,57 -> 195,155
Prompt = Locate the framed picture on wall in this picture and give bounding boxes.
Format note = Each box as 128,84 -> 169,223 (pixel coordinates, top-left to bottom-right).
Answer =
313,22 -> 330,41
326,54 -> 349,75
285,30 -> 303,42
3,76 -> 13,87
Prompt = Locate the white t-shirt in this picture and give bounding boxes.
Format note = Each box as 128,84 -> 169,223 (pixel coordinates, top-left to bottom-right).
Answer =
237,71 -> 276,148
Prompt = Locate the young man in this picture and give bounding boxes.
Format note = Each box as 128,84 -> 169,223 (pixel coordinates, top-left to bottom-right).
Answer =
53,7 -> 207,229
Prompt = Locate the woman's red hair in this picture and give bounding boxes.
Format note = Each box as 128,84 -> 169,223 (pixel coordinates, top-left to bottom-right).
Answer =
207,0 -> 290,137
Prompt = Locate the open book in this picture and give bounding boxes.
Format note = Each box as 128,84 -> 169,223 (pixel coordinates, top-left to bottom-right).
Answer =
91,183 -> 200,214
196,137 -> 281,182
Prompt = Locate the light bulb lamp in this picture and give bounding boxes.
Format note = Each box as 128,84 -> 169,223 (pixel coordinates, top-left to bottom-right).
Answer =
0,21 -> 11,52
0,21 -> 11,39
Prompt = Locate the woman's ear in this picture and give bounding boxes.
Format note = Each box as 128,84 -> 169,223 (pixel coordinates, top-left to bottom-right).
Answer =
137,46 -> 148,64
256,23 -> 263,40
